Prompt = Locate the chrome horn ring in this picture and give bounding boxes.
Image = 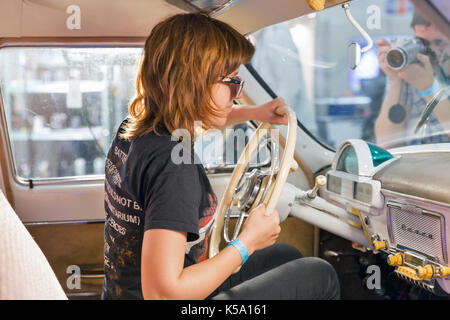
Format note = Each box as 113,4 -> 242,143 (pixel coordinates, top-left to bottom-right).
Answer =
223,136 -> 279,243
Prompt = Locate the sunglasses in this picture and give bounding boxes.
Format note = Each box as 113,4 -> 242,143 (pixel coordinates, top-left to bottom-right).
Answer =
221,75 -> 245,98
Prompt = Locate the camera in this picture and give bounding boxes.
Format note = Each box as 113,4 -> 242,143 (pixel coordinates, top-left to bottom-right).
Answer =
386,37 -> 428,70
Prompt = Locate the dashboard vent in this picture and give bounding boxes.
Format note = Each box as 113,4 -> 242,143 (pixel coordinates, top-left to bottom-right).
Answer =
387,202 -> 447,264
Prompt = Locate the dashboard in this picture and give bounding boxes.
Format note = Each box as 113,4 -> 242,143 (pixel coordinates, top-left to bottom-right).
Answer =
319,139 -> 450,295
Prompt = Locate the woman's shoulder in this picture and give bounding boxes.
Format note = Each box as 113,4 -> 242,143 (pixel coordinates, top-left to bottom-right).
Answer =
133,129 -> 176,151
132,130 -> 204,172
112,120 -> 205,177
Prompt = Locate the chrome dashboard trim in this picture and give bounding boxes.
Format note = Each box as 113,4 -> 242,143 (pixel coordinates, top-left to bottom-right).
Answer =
382,189 -> 450,210
389,143 -> 450,155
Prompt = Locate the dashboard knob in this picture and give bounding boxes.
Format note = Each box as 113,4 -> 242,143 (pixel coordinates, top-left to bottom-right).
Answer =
373,240 -> 387,251
315,175 -> 327,188
436,266 -> 450,279
307,175 -> 326,199
416,265 -> 435,281
387,253 -> 403,266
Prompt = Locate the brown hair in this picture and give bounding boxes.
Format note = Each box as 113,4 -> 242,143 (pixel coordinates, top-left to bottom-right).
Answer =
411,9 -> 431,29
120,13 -> 255,140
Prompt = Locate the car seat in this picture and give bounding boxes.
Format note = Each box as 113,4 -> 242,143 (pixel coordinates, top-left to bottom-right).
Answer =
0,190 -> 67,299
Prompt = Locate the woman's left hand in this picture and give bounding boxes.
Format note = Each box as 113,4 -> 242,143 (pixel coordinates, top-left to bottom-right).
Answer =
253,98 -> 289,125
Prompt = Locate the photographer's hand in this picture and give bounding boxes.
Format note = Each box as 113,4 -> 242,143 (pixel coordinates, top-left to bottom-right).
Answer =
398,53 -> 434,91
377,39 -> 399,80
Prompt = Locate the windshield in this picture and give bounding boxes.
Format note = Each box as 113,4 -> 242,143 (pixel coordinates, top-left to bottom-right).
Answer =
249,0 -> 450,150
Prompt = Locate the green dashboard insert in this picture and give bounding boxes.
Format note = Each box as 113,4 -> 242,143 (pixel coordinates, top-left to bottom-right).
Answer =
336,145 -> 358,175
368,143 -> 393,167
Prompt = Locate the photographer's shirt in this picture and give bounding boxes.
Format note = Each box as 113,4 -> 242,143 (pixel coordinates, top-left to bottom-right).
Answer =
394,52 -> 449,146
403,80 -> 449,145
102,121 -> 217,300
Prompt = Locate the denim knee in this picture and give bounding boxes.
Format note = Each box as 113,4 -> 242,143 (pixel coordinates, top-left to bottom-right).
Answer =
270,243 -> 303,259
300,257 -> 340,300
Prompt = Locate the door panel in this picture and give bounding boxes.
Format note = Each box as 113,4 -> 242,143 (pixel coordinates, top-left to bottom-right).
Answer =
26,222 -> 105,299
13,182 -> 105,223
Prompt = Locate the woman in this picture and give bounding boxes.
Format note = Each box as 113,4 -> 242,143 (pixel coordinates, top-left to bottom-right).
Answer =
102,12 -> 340,300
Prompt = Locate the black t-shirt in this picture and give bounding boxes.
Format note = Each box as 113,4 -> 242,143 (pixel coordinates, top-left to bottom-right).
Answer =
102,121 -> 217,299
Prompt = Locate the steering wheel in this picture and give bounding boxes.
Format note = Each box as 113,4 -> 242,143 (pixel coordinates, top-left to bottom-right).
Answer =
209,106 -> 298,259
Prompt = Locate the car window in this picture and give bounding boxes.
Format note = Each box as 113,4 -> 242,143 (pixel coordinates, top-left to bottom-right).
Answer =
249,0 -> 450,150
0,46 -> 269,181
0,47 -> 142,180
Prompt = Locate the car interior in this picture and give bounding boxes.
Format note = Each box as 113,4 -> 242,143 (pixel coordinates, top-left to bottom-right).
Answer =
0,0 -> 449,300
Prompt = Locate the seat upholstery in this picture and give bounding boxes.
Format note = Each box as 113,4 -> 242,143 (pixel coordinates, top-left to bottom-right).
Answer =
0,190 -> 67,300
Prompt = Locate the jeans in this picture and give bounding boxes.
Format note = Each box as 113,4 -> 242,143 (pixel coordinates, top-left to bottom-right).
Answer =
207,243 -> 340,300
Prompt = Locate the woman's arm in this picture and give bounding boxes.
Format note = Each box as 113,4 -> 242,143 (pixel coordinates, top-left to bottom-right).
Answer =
141,204 -> 280,300
220,98 -> 288,129
141,229 -> 243,300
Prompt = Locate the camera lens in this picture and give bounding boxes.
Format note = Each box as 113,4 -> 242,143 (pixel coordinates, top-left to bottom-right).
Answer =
386,49 -> 405,69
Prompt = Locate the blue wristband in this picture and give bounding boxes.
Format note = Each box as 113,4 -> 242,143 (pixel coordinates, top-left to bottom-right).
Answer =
418,79 -> 439,98
227,239 -> 249,265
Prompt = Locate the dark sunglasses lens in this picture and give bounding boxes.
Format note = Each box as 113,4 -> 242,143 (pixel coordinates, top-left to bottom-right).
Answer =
223,77 -> 244,97
226,83 -> 239,96
236,80 -> 244,97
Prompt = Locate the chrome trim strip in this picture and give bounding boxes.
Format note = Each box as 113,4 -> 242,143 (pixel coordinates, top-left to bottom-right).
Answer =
24,219 -> 105,226
386,202 -> 396,244
66,292 -> 101,298
17,175 -> 105,187
0,86 -> 15,205
423,209 -> 443,218
81,274 -> 105,279
389,143 -> 450,155
402,247 -> 437,264
0,40 -> 144,49
0,86 -> 18,188
382,189 -> 450,209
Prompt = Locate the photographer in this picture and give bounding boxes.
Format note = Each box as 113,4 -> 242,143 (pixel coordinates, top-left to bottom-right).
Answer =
375,9 -> 450,147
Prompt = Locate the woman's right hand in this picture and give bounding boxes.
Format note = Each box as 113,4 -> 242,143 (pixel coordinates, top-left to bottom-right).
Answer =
237,203 -> 281,255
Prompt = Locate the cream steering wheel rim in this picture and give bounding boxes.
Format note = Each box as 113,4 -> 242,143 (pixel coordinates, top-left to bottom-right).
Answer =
209,106 -> 297,258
